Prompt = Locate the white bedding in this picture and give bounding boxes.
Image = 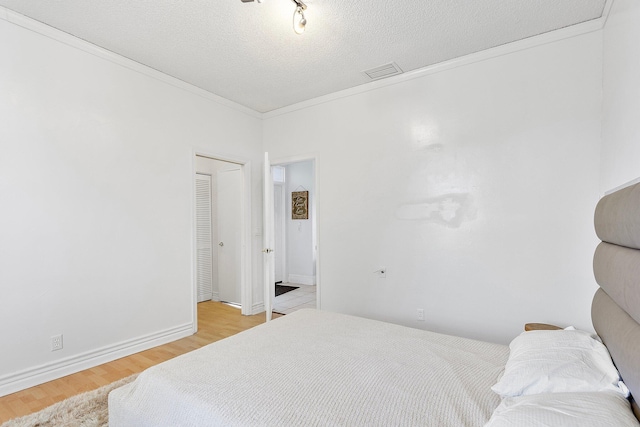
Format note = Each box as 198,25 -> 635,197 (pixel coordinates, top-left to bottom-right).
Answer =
109,309 -> 508,426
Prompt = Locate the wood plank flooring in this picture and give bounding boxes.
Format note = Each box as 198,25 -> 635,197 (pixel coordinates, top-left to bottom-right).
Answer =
0,302 -> 274,424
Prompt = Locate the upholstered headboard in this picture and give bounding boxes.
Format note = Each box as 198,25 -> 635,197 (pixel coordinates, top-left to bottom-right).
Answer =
592,182 -> 640,419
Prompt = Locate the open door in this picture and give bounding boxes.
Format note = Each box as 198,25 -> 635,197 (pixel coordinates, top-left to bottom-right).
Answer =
263,152 -> 275,321
217,168 -> 242,305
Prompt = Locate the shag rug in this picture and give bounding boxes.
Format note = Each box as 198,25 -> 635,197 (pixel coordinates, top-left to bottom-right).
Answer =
1,374 -> 137,427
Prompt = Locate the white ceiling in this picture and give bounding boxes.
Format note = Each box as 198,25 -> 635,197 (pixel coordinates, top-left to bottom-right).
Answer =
0,0 -> 606,113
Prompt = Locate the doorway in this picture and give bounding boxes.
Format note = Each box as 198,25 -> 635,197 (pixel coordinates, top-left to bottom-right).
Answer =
195,155 -> 244,316
271,159 -> 317,315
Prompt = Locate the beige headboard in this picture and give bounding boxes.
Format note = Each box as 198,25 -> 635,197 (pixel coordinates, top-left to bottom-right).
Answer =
592,182 -> 640,419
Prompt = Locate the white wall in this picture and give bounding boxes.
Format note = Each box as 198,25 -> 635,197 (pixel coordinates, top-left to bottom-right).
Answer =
601,0 -> 640,192
0,17 -> 262,394
264,32 -> 603,344
285,161 -> 315,285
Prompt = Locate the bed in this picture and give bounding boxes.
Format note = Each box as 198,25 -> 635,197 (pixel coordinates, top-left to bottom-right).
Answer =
109,182 -> 640,426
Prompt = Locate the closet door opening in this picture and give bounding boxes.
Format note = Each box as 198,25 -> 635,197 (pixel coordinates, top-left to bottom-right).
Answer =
194,155 -> 246,329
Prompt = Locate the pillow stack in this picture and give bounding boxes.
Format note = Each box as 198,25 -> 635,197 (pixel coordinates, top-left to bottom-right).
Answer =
486,328 -> 639,427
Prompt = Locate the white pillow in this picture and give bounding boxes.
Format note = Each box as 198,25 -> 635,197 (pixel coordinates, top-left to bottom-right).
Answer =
485,392 -> 640,427
491,328 -> 628,398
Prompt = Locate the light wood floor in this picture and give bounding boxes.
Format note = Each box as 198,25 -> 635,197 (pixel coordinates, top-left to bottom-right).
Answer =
0,302 -> 276,424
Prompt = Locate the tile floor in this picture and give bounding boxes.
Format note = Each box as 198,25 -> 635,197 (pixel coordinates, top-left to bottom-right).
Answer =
273,283 -> 316,315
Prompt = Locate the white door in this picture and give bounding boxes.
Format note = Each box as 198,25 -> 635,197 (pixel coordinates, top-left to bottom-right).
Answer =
217,168 -> 242,305
195,174 -> 213,302
263,153 -> 275,321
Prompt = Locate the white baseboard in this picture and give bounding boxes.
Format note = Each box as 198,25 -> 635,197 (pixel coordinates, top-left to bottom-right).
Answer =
0,323 -> 193,397
252,302 -> 265,315
288,274 -> 316,286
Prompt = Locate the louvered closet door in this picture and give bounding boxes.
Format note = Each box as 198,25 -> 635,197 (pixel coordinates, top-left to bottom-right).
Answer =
196,174 -> 213,302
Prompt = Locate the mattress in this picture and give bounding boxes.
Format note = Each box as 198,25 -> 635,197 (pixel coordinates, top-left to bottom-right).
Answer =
109,309 -> 508,426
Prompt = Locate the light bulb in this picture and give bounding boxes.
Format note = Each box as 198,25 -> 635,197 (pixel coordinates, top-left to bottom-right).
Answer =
293,6 -> 306,34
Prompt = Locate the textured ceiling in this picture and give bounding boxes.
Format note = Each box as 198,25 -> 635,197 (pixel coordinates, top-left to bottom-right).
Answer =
0,0 -> 606,113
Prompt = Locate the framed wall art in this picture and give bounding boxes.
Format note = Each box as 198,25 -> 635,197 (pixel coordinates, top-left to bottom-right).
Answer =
291,190 -> 309,220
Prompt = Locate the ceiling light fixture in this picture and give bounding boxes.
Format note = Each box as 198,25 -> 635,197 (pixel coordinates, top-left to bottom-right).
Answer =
241,0 -> 308,35
291,0 -> 307,35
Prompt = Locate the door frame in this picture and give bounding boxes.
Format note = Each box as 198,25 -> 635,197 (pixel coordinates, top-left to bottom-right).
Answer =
273,181 -> 286,284
192,150 -> 253,334
270,153 -> 320,310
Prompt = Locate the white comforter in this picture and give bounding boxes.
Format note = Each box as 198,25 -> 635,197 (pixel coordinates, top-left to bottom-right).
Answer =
109,309 -> 508,426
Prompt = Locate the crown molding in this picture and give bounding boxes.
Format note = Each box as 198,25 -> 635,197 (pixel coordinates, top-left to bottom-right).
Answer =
263,9 -> 611,119
0,6 -> 263,120
1,1 -> 614,121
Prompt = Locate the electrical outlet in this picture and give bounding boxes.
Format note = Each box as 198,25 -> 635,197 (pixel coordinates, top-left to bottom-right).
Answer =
417,309 -> 425,321
51,334 -> 63,351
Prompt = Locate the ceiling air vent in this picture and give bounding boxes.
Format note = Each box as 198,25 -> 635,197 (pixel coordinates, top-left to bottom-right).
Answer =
363,62 -> 403,81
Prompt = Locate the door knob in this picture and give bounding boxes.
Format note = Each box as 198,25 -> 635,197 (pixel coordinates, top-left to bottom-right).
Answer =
219,242 -> 224,247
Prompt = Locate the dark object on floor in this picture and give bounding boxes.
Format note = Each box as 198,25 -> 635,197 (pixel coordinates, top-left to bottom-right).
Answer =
275,284 -> 299,297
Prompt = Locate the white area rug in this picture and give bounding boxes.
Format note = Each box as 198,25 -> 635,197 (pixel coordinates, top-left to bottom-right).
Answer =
1,375 -> 137,427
